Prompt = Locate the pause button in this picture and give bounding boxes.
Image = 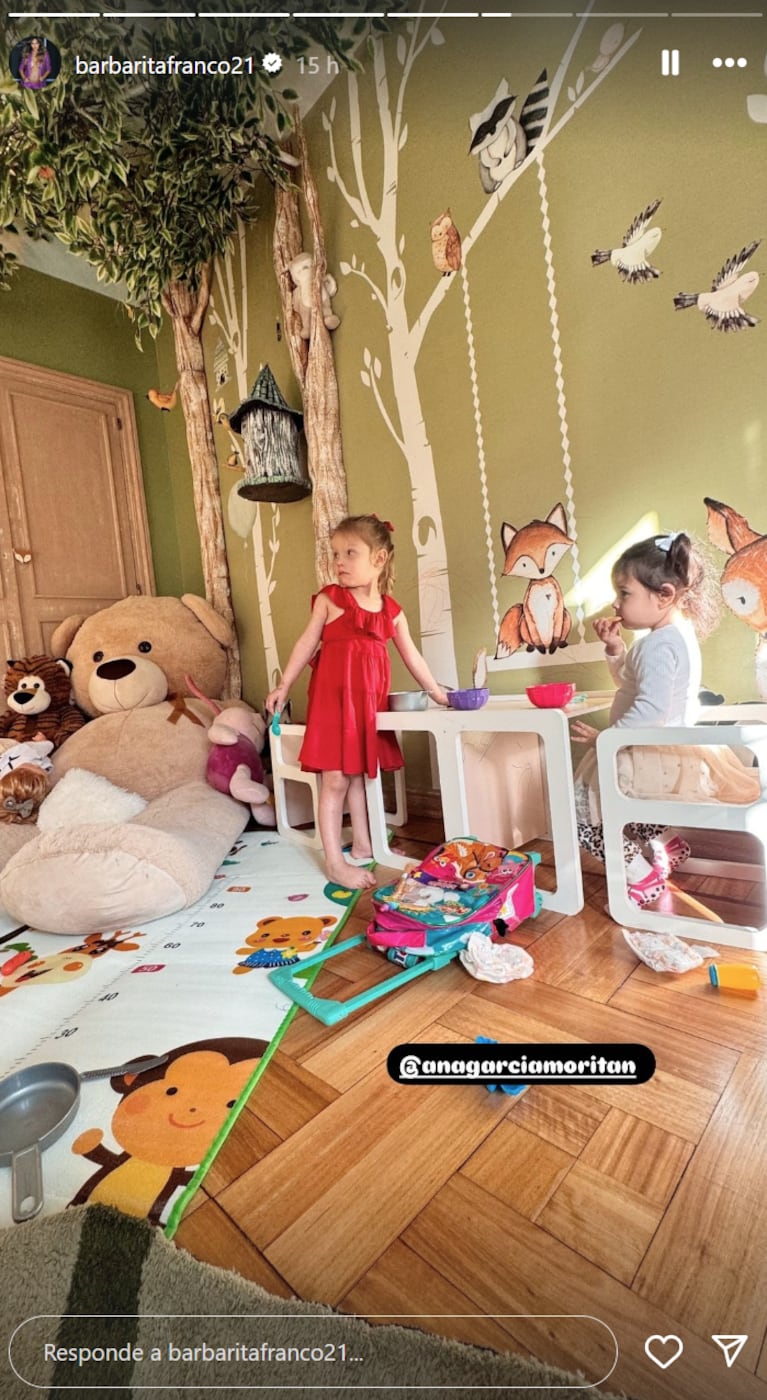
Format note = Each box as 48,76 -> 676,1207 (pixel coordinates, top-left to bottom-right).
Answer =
661,49 -> 680,76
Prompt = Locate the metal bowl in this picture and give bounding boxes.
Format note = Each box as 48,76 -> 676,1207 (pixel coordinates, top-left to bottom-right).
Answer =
388,691 -> 428,712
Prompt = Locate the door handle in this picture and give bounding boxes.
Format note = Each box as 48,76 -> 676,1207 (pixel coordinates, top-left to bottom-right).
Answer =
13,550 -> 31,564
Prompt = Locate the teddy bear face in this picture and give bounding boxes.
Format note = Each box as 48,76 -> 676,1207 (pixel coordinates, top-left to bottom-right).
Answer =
4,657 -> 72,715
53,596 -> 231,718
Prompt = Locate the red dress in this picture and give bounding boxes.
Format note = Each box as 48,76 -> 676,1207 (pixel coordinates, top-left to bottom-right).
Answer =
299,584 -> 405,779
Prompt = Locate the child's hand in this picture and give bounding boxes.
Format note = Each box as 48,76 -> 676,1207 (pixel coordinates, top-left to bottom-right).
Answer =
571,720 -> 600,747
593,617 -> 623,656
265,685 -> 288,715
428,686 -> 451,707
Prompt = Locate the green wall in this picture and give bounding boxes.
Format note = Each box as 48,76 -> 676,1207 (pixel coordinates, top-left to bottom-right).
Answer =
152,315 -> 206,600
0,263 -> 197,598
4,11 -> 765,741
206,12 -> 767,722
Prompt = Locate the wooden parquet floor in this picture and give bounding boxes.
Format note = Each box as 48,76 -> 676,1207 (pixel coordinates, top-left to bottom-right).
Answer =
175,801 -> 767,1400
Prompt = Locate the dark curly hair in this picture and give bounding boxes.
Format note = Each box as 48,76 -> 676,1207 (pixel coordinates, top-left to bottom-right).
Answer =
612,532 -> 721,639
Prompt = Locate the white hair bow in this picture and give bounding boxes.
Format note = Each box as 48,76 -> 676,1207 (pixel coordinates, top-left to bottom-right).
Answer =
656,532 -> 680,553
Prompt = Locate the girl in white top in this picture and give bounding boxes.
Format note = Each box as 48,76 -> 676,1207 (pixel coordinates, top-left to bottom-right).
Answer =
572,530 -> 720,908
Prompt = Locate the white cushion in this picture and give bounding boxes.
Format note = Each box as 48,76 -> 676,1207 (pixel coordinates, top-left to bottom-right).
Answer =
37,768 -> 147,831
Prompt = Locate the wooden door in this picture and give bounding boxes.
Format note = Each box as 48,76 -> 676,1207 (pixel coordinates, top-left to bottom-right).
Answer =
0,356 -> 155,654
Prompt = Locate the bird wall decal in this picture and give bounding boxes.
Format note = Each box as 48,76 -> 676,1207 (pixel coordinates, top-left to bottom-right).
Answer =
591,199 -> 663,283
674,240 -> 760,331
146,383 -> 179,411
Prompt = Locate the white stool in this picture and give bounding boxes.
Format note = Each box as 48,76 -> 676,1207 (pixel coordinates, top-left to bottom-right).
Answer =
597,720 -> 767,950
269,723 -> 407,850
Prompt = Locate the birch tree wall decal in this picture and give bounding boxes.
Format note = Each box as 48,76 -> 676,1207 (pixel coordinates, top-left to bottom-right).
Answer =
325,3 -> 641,682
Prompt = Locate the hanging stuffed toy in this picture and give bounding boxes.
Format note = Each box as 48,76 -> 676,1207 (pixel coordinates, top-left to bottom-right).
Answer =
288,252 -> 341,338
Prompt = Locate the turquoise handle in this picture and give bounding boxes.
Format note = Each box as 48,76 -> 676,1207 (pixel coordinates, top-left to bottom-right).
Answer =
269,934 -> 456,1025
270,709 -> 281,736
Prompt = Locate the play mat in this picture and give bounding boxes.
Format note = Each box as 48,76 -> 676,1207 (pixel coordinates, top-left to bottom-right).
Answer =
0,832 -> 358,1233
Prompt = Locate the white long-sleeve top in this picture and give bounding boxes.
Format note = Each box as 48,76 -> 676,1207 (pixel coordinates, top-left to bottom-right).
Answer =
608,617 -> 701,729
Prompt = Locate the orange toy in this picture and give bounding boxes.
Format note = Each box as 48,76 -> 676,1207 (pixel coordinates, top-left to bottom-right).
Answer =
708,963 -> 761,995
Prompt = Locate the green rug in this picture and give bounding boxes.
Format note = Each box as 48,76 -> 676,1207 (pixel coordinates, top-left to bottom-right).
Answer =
1,1204 -> 632,1398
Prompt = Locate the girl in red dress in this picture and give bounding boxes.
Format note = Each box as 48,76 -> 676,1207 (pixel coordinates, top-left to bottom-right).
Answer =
266,516 -> 449,889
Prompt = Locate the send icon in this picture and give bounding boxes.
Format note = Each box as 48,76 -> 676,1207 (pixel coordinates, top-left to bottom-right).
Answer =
712,1335 -> 748,1369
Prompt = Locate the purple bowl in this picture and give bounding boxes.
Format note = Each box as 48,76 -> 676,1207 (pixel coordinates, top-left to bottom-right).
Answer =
447,687 -> 489,711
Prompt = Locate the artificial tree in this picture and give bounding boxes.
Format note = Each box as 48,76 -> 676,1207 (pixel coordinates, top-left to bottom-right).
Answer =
273,120 -> 348,587
0,4 -> 383,694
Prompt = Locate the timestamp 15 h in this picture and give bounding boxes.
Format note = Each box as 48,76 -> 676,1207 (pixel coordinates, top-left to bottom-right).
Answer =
297,54 -> 341,75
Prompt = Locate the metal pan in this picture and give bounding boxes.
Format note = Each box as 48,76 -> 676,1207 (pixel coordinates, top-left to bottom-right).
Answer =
0,1062 -> 80,1223
0,1054 -> 168,1223
388,690 -> 428,712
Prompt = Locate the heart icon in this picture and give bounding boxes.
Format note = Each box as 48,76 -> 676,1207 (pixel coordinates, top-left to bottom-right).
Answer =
644,1335 -> 684,1369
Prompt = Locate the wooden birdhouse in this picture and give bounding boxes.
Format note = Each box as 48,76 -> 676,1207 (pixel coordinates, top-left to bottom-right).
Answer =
229,365 -> 309,502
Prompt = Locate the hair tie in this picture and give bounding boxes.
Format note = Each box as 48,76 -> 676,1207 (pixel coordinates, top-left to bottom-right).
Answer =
371,513 -> 394,534
656,531 -> 680,554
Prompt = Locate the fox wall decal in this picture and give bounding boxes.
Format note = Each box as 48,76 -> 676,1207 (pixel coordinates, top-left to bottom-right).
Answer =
496,503 -> 575,658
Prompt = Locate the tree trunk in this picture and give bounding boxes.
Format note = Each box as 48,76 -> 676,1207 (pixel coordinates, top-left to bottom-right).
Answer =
273,138 -> 309,391
163,268 -> 242,698
298,120 -> 348,584
273,121 -> 348,588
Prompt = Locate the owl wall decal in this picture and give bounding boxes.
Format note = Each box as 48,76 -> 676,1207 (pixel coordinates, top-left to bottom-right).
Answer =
430,209 -> 462,275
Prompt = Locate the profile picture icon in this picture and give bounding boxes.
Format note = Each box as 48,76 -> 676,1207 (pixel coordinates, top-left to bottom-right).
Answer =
9,34 -> 61,90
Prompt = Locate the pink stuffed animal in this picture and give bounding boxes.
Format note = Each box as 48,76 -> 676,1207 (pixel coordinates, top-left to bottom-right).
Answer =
184,676 -> 276,826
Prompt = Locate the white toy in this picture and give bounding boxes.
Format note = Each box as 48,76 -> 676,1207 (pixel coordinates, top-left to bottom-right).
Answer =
622,928 -> 719,974
288,252 -> 341,339
460,932 -> 534,983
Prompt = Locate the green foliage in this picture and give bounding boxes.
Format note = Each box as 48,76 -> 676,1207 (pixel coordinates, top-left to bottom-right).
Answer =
0,3 -> 387,339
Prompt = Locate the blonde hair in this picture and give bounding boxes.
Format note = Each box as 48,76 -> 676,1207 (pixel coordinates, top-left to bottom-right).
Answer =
332,514 -> 396,594
0,765 -> 50,823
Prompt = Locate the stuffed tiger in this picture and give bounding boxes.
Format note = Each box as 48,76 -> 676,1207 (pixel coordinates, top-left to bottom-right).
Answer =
0,656 -> 87,748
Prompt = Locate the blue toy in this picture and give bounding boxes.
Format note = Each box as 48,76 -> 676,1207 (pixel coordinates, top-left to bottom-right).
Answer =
476,1035 -> 529,1098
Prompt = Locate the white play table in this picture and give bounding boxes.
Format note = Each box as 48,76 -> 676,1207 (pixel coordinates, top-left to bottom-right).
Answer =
365,692 -> 612,916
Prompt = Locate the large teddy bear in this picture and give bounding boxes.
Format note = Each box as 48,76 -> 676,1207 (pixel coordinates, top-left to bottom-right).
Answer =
0,595 -> 250,935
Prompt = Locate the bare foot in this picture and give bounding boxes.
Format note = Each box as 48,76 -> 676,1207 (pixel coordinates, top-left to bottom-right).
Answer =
325,858 -> 376,890
350,843 -> 373,861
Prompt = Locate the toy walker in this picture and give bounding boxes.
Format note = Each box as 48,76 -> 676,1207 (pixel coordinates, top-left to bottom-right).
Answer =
270,837 -> 542,1025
